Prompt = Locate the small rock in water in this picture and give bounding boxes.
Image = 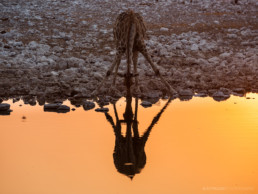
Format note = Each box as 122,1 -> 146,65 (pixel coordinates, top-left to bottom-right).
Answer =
95,107 -> 109,112
195,93 -> 208,97
179,89 -> 193,96
140,101 -> 152,108
212,91 -> 230,102
44,103 -> 62,110
57,105 -> 70,111
0,103 -> 10,111
44,103 -> 70,113
233,88 -> 245,94
83,101 -> 95,110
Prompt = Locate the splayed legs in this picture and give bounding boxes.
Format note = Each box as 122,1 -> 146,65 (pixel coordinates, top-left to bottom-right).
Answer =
92,50 -> 123,95
139,45 -> 175,95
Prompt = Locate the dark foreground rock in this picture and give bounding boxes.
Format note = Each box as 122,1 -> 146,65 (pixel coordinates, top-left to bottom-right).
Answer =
141,101 -> 152,108
0,103 -> 12,115
95,107 -> 109,112
83,101 -> 95,111
43,103 -> 70,113
0,103 -> 10,111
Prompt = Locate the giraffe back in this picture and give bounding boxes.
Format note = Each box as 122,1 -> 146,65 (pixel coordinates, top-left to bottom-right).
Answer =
113,10 -> 146,49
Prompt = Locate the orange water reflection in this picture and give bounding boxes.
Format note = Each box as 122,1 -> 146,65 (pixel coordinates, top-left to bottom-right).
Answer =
0,94 -> 257,194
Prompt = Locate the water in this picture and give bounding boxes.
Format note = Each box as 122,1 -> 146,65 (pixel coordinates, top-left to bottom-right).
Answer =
0,94 -> 258,194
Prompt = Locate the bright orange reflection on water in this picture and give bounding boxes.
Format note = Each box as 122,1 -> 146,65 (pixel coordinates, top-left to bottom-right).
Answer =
0,94 -> 257,194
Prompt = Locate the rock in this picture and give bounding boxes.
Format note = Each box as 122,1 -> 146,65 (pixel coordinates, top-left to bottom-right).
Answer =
140,101 -> 152,108
195,92 -> 208,97
179,89 -> 193,96
0,109 -> 12,115
93,72 -> 103,81
95,107 -> 109,112
233,88 -> 245,94
212,91 -> 230,102
208,57 -> 220,64
227,34 -> 237,39
43,103 -> 70,113
160,27 -> 169,32
37,96 -> 45,106
219,52 -> 231,59
43,103 -> 62,110
57,105 -> 70,111
0,103 -> 10,111
28,41 -> 38,50
190,44 -> 199,51
83,101 -> 95,110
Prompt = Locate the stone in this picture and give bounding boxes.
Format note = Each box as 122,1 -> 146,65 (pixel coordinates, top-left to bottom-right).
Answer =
233,88 -> 245,94
28,41 -> 38,50
43,103 -> 62,110
179,89 -> 193,96
83,101 -> 95,110
95,107 -> 109,112
0,109 -> 12,115
0,103 -> 10,111
160,27 -> 169,32
212,91 -> 230,102
140,101 -> 152,108
57,105 -> 70,111
190,44 -> 199,51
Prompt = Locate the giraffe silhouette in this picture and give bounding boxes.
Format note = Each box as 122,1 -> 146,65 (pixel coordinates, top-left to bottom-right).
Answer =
104,75 -> 171,179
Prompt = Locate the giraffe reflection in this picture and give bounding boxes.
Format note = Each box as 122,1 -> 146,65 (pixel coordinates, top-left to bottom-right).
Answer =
104,75 -> 171,179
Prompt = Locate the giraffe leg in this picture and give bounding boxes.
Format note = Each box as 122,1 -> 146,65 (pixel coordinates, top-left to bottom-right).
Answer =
139,44 -> 175,95
133,51 -> 139,87
92,51 -> 123,95
132,51 -> 141,95
112,56 -> 121,85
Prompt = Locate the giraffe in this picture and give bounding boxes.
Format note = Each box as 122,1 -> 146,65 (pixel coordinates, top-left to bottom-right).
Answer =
104,75 -> 172,179
92,10 -> 175,96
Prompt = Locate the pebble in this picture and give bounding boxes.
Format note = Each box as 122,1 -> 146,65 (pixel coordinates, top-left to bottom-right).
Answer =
95,107 -> 109,112
160,27 -> 169,32
233,88 -> 245,94
57,105 -> 70,111
212,91 -> 230,101
179,89 -> 193,96
43,103 -> 62,110
140,101 -> 152,108
190,44 -> 199,51
0,103 -> 10,111
83,101 -> 95,110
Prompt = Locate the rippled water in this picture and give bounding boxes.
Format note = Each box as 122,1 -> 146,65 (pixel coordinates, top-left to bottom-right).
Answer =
0,94 -> 258,194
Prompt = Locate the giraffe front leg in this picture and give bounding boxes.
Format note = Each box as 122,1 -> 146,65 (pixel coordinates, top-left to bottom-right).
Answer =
92,51 -> 122,96
133,51 -> 139,87
139,46 -> 176,95
112,57 -> 121,85
132,51 -> 140,95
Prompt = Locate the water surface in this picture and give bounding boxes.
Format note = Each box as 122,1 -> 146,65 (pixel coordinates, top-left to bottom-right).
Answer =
0,94 -> 258,194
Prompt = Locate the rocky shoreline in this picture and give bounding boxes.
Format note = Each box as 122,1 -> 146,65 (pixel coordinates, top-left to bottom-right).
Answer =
1,0 -> 257,103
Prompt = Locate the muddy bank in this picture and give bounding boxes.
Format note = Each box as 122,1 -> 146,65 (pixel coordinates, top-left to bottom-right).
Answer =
0,0 -> 258,101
